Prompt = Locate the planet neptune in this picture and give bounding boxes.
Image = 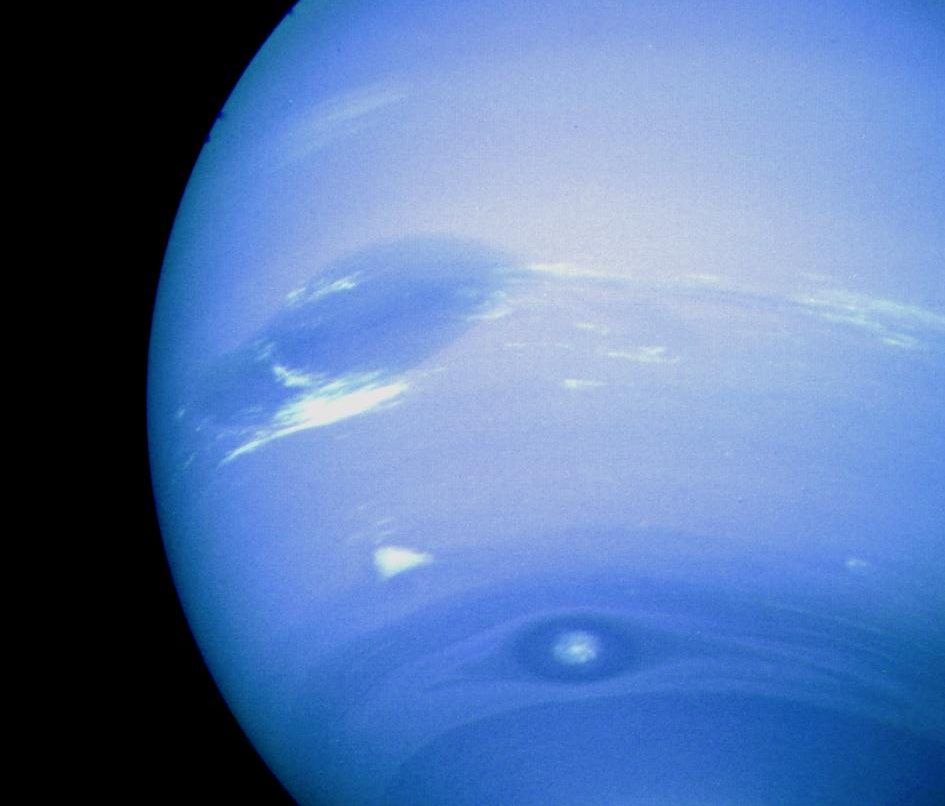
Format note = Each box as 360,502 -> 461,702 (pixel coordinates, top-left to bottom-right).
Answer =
148,1 -> 945,803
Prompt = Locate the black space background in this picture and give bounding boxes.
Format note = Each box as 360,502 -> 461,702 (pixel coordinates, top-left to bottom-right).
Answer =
135,3 -> 301,803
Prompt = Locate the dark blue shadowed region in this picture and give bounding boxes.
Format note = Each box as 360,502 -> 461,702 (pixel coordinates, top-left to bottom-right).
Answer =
385,694 -> 945,805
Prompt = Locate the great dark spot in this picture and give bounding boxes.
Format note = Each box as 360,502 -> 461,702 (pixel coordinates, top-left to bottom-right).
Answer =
179,235 -> 521,464
263,235 -> 517,379
190,236 -> 518,422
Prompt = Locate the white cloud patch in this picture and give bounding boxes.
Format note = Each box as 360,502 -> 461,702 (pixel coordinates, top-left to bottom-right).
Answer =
527,262 -> 615,280
285,274 -> 361,306
574,322 -> 611,335
277,82 -> 409,165
881,334 -> 921,350
272,364 -> 320,388
844,556 -> 872,575
466,304 -> 513,321
374,545 -> 434,580
603,345 -> 680,365
795,289 -> 945,351
221,373 -> 408,464
562,378 -> 605,390
682,273 -> 723,285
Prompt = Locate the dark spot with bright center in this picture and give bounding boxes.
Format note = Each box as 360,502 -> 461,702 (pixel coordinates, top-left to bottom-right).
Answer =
513,614 -> 638,683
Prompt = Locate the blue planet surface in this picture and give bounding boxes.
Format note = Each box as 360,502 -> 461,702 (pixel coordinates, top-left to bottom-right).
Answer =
148,2 -> 945,803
